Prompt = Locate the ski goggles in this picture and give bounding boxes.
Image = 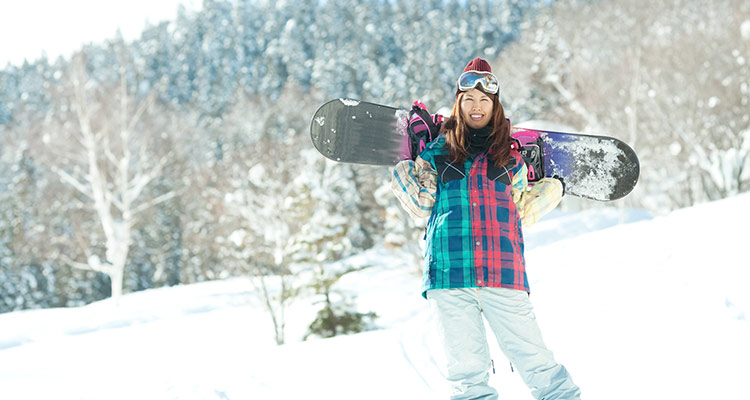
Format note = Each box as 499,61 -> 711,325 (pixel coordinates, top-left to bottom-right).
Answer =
456,70 -> 500,95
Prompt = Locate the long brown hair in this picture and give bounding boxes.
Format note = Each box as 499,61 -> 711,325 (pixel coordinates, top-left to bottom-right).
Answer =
441,90 -> 511,167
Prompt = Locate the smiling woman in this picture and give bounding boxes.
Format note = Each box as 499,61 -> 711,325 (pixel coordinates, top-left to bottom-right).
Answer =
0,0 -> 200,67
390,57 -> 577,400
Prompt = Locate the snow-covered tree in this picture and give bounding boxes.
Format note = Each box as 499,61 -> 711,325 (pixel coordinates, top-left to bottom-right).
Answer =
289,148 -> 380,340
40,53 -> 179,305
496,0 -> 750,211
221,135 -> 305,345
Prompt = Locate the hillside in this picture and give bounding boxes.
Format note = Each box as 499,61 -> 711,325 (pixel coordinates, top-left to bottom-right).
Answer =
0,194 -> 748,399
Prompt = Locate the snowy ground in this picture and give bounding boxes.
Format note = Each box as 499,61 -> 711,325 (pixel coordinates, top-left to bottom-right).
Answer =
0,193 -> 748,400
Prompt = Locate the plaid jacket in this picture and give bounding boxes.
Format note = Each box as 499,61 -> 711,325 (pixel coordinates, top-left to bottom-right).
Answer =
391,136 -> 563,298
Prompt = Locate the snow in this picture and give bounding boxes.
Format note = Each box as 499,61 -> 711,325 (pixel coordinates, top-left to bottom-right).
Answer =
338,98 -> 360,106
545,134 -> 624,199
395,109 -> 410,136
742,19 -> 750,40
1,193 -> 749,399
515,120 -> 577,133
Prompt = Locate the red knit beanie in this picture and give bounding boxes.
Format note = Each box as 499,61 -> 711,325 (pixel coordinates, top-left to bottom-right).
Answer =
457,57 -> 493,97
462,57 -> 492,74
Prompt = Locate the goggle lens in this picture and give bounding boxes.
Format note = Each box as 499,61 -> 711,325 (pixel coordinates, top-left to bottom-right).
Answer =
457,71 -> 499,94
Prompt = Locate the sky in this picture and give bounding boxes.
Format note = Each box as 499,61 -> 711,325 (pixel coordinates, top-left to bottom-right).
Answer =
0,0 -> 201,67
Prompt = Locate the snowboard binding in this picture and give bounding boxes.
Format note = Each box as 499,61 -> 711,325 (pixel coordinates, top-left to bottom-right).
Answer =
511,129 -> 545,183
407,101 -> 443,160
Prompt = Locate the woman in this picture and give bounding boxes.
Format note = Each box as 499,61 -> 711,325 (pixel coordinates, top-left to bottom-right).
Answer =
391,57 -> 581,400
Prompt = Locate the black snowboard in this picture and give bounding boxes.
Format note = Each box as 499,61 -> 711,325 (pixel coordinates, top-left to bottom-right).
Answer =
310,99 -> 639,201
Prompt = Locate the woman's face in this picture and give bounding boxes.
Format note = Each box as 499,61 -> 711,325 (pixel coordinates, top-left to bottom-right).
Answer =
460,88 -> 494,129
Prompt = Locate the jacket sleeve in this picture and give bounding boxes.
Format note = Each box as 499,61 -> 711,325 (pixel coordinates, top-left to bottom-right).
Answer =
390,156 -> 437,219
512,165 -> 563,228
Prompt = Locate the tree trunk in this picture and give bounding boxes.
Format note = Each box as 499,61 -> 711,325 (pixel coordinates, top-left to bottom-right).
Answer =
110,267 -> 124,306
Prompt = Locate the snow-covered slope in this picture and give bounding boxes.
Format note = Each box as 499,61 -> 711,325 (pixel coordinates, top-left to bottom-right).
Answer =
0,194 -> 748,400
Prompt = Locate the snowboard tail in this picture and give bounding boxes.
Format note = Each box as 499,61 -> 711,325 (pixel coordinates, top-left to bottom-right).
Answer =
310,99 -> 411,165
310,99 -> 639,201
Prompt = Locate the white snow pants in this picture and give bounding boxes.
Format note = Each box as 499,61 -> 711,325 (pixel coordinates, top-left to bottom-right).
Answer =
427,287 -> 581,400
